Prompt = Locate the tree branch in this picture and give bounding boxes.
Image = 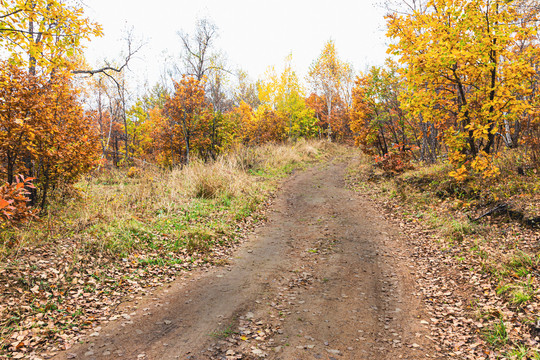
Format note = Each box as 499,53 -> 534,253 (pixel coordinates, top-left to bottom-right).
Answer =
72,33 -> 144,76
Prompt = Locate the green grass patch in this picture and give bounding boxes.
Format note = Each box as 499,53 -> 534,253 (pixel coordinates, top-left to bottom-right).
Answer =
505,345 -> 540,360
484,319 -> 509,348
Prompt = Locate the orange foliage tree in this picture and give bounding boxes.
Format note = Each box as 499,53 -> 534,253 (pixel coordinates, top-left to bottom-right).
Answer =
0,0 -> 103,220
0,62 -> 99,209
306,92 -> 352,142
163,76 -> 212,165
350,64 -> 421,157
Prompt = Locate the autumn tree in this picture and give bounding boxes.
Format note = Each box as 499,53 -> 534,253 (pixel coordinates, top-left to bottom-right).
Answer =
308,40 -> 352,140
164,76 -> 211,165
387,0 -> 540,179
126,84 -> 168,163
0,1 -> 102,210
305,93 -> 326,138
175,18 -> 235,159
351,63 -> 422,157
258,55 -> 318,139
0,0 -> 103,74
0,63 -> 99,207
228,101 -> 252,143
234,70 -> 261,109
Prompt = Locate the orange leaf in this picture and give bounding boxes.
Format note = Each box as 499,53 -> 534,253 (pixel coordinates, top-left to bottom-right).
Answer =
0,199 -> 9,209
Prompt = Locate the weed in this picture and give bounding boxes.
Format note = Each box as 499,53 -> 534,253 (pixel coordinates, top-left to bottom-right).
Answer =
510,280 -> 535,306
507,251 -> 538,275
184,227 -> 215,254
505,345 -> 540,360
511,289 -> 533,305
497,283 -> 512,296
484,319 -> 509,347
442,219 -> 474,243
210,323 -> 236,339
137,257 -> 184,267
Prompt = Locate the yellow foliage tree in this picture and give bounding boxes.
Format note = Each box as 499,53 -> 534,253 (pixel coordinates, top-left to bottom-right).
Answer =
0,0 -> 103,74
259,55 -> 318,139
308,40 -> 352,140
387,0 -> 540,179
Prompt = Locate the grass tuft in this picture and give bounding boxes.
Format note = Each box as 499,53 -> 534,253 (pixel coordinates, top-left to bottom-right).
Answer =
485,319 -> 509,348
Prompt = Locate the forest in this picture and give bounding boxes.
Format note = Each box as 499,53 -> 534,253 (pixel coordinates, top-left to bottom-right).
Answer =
1,0 -> 540,359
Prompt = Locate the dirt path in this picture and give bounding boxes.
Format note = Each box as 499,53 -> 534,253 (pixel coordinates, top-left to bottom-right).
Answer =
55,162 -> 436,360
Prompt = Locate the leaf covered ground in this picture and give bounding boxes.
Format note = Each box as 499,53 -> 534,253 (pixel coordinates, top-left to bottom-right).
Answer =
347,152 -> 540,359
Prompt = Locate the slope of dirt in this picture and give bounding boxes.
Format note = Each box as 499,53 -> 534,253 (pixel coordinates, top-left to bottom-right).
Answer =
54,162 -> 438,360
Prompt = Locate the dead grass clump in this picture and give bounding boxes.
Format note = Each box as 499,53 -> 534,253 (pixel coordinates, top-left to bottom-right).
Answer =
255,140 -> 325,171
293,139 -> 322,159
261,145 -> 303,169
228,146 -> 262,171
182,159 -> 253,199
225,140 -> 327,175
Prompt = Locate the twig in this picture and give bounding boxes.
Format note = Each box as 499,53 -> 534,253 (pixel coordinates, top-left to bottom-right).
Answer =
469,203 -> 508,222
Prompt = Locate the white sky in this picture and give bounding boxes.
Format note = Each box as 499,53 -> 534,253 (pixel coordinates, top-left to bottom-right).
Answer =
84,0 -> 390,92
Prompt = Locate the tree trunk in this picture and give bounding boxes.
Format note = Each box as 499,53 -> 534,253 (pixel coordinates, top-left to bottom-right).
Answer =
326,97 -> 333,141
185,134 -> 190,165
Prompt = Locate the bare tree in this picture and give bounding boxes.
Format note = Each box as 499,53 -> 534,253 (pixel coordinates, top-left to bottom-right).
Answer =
177,18 -> 224,81
206,57 -> 233,112
76,29 -> 144,166
73,28 -> 144,77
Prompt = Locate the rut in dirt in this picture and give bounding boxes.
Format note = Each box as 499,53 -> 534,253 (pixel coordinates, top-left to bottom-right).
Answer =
55,161 -> 434,360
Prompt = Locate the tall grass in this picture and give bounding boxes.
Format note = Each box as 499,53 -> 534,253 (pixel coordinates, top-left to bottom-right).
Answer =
0,140 -> 329,259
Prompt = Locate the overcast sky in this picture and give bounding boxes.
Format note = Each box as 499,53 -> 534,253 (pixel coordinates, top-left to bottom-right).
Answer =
84,0 -> 389,91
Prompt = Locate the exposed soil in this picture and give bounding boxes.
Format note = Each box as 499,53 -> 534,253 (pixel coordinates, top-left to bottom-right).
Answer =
54,162 -> 438,360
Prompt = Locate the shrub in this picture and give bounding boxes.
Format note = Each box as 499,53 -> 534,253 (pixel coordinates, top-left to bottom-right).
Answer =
0,175 -> 38,228
374,145 -> 414,175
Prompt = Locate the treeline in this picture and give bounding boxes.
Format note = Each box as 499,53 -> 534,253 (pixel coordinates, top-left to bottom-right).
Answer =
88,42 -> 355,169
2,0 -> 540,227
0,2 -> 357,227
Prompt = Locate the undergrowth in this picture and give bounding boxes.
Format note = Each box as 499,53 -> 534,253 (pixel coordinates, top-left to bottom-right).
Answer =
0,140 -> 329,259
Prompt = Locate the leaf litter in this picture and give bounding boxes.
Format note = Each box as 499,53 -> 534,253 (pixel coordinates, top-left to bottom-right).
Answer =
0,196 -> 275,359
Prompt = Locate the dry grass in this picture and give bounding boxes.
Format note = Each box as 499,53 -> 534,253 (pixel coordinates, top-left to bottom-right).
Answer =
183,159 -> 254,199
0,140 -> 331,259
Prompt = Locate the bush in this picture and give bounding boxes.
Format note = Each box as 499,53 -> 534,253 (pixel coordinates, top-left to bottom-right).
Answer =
374,146 -> 414,175
0,175 -> 38,228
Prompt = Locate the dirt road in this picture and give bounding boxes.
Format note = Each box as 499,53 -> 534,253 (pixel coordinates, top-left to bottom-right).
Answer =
55,162 -> 435,360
